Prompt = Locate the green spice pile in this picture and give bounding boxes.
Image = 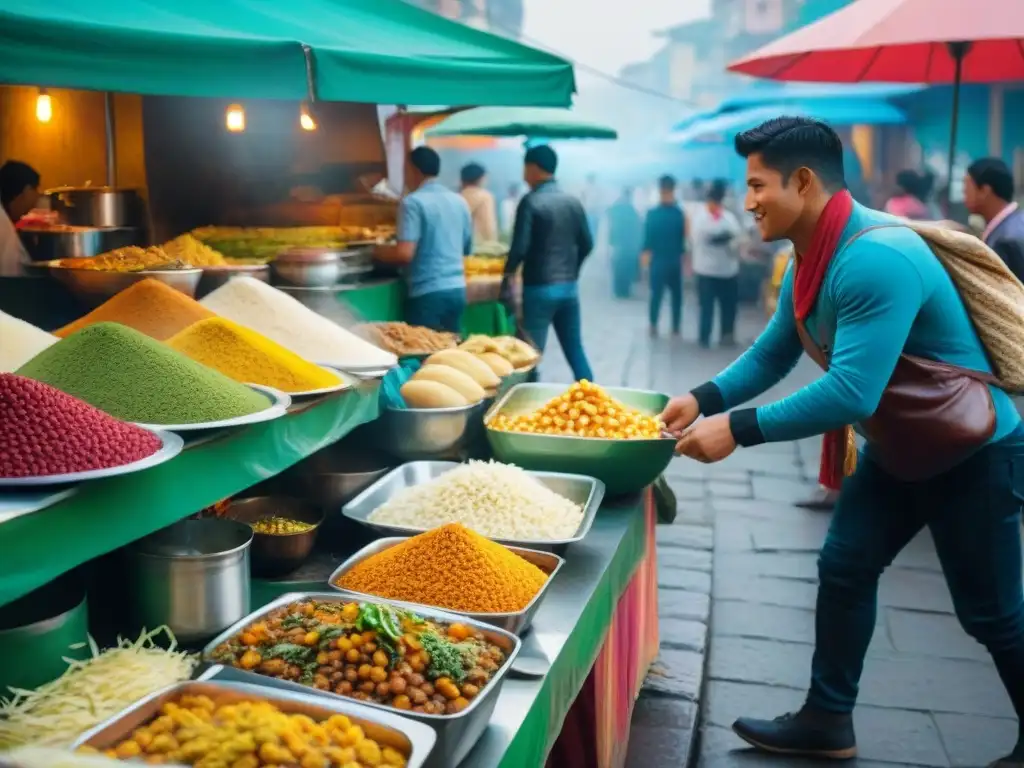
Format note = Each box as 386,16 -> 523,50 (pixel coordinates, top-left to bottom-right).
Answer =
16,322 -> 271,424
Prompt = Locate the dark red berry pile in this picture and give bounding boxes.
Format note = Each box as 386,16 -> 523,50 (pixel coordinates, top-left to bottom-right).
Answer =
0,374 -> 163,478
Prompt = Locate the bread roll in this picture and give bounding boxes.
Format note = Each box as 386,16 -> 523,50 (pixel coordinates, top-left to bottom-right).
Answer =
413,364 -> 486,402
506,338 -> 539,368
477,352 -> 514,377
400,380 -> 469,408
425,349 -> 500,389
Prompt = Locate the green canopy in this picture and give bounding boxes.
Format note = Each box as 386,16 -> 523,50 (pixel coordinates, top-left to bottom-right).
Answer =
425,106 -> 618,139
0,0 -> 575,106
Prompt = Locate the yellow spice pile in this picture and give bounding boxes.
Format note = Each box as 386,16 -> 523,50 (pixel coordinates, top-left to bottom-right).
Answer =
337,523 -> 547,613
489,380 -> 663,439
166,317 -> 341,393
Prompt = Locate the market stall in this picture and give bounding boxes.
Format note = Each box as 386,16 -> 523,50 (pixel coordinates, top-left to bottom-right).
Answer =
0,4 -> 668,767
0,281 -> 668,766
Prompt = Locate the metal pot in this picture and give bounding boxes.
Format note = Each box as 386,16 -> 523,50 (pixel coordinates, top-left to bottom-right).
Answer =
47,186 -> 143,228
125,518 -> 253,644
19,226 -> 140,262
272,247 -> 342,288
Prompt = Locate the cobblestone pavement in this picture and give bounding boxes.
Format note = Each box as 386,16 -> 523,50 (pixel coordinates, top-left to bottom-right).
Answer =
544,254 -> 1018,768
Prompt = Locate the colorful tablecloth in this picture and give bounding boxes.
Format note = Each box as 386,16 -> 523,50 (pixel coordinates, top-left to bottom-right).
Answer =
546,490 -> 660,768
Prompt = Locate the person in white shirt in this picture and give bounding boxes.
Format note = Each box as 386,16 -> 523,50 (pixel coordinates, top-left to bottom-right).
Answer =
459,162 -> 498,246
500,183 -> 521,240
690,178 -> 742,348
0,161 -> 39,277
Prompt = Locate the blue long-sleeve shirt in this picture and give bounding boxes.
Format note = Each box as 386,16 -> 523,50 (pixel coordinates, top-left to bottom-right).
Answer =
642,203 -> 686,267
707,202 -> 1020,447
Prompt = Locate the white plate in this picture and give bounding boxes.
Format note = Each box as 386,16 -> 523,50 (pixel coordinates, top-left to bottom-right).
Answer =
287,367 -> 354,400
133,385 -> 291,433
317,361 -> 395,379
0,430 -> 184,487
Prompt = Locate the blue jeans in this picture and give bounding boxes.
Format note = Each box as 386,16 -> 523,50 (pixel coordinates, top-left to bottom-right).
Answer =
809,428 -> 1024,717
649,262 -> 682,332
405,287 -> 466,333
522,282 -> 594,382
696,275 -> 738,346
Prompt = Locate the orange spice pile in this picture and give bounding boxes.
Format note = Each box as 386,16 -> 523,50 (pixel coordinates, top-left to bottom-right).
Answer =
55,279 -> 215,341
335,523 -> 547,613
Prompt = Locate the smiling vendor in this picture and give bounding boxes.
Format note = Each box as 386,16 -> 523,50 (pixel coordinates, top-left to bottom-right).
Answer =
375,147 -> 471,333
0,160 -> 40,276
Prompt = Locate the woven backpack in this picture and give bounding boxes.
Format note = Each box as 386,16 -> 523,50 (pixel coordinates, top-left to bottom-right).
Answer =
905,222 -> 1024,394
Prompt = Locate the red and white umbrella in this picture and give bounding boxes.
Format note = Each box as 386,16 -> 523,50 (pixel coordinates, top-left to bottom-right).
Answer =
728,0 -> 1024,201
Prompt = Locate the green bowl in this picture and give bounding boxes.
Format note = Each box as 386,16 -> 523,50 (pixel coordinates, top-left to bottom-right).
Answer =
485,383 -> 675,496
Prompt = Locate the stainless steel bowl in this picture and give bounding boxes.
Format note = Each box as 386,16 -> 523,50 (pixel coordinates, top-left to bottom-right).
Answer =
285,441 -> 395,512
223,496 -> 323,578
48,266 -> 202,308
19,226 -> 140,262
272,248 -> 342,288
47,186 -> 144,228
373,400 -> 488,461
124,518 -> 253,644
196,263 -> 270,298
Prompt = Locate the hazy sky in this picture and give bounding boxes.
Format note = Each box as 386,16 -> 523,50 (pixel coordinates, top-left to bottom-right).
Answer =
522,0 -> 711,76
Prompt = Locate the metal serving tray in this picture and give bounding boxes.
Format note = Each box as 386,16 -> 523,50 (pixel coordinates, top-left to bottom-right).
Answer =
328,536 -> 564,636
201,592 -> 522,768
71,679 -> 436,768
341,460 -> 604,551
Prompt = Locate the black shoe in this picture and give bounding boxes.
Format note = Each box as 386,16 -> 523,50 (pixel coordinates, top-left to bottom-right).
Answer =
720,334 -> 737,348
732,707 -> 857,760
990,741 -> 1024,767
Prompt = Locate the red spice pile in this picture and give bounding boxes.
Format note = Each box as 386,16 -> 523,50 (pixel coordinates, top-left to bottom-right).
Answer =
0,373 -> 163,478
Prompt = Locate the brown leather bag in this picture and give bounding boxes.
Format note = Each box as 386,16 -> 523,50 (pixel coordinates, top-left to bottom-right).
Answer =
794,226 -> 998,482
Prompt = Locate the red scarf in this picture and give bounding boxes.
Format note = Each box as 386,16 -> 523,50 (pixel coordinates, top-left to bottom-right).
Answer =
793,189 -> 854,490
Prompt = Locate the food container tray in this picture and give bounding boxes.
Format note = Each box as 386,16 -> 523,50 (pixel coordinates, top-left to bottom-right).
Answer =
484,382 -> 676,496
328,537 -> 563,635
71,678 -> 436,768
201,592 -> 521,768
341,460 -> 604,551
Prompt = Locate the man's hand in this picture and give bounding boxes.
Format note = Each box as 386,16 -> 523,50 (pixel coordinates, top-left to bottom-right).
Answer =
659,393 -> 700,437
640,250 -> 651,269
675,414 -> 737,463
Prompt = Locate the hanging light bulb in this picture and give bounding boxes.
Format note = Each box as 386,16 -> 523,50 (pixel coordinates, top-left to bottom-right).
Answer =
36,89 -> 52,123
299,103 -> 317,131
225,104 -> 245,132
